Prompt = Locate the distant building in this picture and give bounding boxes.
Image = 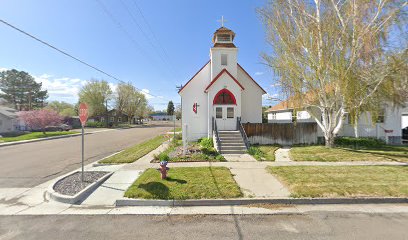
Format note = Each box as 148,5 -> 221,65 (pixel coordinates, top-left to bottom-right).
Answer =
149,113 -> 175,121
0,106 -> 19,133
88,109 -> 130,124
266,100 -> 408,145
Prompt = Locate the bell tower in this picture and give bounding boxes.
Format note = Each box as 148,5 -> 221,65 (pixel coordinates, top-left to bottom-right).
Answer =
210,17 -> 238,80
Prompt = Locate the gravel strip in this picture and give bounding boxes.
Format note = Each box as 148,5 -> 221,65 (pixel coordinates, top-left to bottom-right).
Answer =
53,171 -> 109,196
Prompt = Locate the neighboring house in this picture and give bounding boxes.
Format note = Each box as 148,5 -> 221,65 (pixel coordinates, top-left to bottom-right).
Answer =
150,113 -> 175,121
0,106 -> 19,133
266,100 -> 407,144
179,26 -> 266,141
88,109 -> 129,124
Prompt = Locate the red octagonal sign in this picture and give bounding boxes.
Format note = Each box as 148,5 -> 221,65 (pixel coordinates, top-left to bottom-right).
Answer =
79,103 -> 89,126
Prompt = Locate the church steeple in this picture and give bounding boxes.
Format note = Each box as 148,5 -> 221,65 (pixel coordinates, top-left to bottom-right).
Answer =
212,17 -> 236,48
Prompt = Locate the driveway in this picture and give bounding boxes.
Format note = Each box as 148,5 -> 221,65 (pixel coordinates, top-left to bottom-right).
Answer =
0,123 -> 174,188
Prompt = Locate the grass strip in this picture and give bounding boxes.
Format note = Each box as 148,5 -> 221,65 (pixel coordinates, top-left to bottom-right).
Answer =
125,167 -> 243,200
290,145 -> 408,163
268,165 -> 408,198
0,131 -> 77,143
100,135 -> 166,164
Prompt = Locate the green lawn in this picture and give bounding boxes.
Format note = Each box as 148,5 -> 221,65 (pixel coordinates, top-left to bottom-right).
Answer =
268,166 -> 408,198
0,131 -> 77,143
124,167 -> 243,200
290,145 -> 408,162
100,135 -> 167,164
248,145 -> 280,161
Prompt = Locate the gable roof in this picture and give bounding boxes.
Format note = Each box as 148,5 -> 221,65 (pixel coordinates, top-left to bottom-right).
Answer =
204,68 -> 245,92
266,101 -> 294,112
178,61 -> 267,95
178,60 -> 211,94
237,64 -> 267,94
0,106 -> 18,119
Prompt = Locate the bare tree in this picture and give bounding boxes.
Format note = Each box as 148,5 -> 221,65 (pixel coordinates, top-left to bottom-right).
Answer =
259,0 -> 407,147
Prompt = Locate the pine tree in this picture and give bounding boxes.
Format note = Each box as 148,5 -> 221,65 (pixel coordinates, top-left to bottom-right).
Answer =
0,69 -> 48,110
167,101 -> 175,116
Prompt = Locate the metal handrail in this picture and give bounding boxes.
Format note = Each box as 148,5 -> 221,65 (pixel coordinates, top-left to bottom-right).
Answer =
237,117 -> 250,149
213,117 -> 222,153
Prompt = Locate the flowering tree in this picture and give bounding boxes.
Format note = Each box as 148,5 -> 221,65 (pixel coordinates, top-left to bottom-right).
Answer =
18,109 -> 63,134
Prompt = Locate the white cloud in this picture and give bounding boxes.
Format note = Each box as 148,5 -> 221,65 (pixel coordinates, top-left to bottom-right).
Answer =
254,72 -> 264,76
262,93 -> 279,101
0,67 -> 8,72
140,89 -> 154,100
34,74 -> 86,103
270,83 -> 281,87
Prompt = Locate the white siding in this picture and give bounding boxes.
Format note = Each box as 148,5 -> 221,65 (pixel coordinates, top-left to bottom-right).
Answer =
207,73 -> 242,134
237,67 -> 263,123
179,63 -> 211,141
210,48 -> 238,79
0,115 -> 17,133
268,105 -> 404,143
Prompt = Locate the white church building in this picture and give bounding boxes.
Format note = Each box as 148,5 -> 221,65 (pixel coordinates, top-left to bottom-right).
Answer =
179,25 -> 266,143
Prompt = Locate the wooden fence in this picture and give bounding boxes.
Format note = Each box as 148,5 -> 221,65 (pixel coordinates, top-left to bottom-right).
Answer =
242,122 -> 318,145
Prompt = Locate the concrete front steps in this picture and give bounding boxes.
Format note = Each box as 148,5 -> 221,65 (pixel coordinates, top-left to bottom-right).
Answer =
218,130 -> 247,154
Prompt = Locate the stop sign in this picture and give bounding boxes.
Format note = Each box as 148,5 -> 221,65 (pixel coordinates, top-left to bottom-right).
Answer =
79,103 -> 89,126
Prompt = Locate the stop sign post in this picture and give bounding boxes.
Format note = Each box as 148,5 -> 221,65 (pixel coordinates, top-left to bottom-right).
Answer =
79,103 -> 88,182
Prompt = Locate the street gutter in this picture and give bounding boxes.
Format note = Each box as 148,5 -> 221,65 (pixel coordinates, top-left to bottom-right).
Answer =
116,197 -> 408,207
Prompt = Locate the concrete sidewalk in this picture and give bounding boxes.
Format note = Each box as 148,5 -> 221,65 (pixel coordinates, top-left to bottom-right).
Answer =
231,167 -> 290,198
275,147 -> 292,162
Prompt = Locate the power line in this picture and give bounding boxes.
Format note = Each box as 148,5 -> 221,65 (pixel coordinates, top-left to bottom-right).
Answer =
0,18 -> 164,100
119,0 -> 175,76
131,0 -> 180,77
94,0 -> 172,79
94,0 -> 154,65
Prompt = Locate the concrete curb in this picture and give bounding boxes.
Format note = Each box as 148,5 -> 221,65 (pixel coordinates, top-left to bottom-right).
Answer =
92,150 -> 125,167
47,171 -> 114,205
116,197 -> 408,207
0,129 -> 115,147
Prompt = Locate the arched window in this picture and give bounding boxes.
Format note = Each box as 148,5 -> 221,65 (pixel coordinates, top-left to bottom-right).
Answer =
213,89 -> 236,105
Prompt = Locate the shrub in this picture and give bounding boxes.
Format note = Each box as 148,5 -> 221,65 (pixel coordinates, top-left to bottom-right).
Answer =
247,146 -> 263,156
173,133 -> 182,141
85,121 -> 105,128
334,137 -> 385,148
215,154 -> 225,161
158,153 -> 170,162
199,138 -> 213,149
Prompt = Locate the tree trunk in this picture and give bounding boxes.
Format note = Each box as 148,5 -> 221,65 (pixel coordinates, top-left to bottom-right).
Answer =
353,113 -> 359,138
325,133 -> 335,148
354,123 -> 359,138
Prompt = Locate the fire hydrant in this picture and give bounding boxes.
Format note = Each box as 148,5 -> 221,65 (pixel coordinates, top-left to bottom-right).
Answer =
159,161 -> 169,179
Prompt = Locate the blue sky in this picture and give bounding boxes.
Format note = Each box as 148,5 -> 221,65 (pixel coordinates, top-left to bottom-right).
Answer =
0,0 -> 279,110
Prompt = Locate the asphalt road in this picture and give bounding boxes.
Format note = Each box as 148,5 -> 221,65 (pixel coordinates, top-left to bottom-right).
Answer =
0,123 -> 174,188
0,212 -> 407,240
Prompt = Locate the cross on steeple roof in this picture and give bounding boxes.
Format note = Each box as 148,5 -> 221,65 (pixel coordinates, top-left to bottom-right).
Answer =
217,16 -> 227,27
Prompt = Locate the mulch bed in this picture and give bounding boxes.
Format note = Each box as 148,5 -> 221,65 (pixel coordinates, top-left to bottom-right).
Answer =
53,171 -> 108,196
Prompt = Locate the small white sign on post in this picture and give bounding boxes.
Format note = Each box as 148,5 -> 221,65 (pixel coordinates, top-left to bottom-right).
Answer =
182,124 -> 188,156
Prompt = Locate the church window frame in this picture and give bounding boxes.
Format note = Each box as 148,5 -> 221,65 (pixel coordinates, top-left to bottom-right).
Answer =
221,54 -> 228,66
213,89 -> 237,105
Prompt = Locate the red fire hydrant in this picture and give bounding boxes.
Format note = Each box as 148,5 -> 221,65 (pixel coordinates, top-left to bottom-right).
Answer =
159,161 -> 169,179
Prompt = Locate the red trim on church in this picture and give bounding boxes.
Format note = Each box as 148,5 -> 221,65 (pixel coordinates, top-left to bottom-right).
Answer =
204,68 -> 245,92
178,60 -> 210,94
213,88 -> 237,105
237,63 -> 267,94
